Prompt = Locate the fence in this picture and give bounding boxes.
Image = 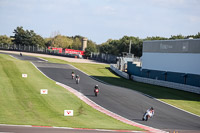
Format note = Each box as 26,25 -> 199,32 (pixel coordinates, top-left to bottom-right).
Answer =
0,44 -> 119,63
0,44 -> 83,59
90,52 -> 117,63
0,44 -> 54,53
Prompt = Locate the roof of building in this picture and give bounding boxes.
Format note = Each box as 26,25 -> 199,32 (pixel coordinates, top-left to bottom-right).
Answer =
143,39 -> 200,53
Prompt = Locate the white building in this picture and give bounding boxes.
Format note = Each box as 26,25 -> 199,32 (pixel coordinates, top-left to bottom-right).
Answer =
142,39 -> 200,75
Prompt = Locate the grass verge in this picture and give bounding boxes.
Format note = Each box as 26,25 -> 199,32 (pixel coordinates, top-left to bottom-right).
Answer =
0,54 -> 142,130
39,57 -> 200,116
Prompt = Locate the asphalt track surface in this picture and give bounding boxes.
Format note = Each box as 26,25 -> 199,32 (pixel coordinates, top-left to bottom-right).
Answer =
0,125 -> 136,133
1,53 -> 200,133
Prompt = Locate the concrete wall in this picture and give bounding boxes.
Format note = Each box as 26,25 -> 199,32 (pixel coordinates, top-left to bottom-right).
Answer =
131,75 -> 200,94
127,61 -> 200,87
110,64 -> 129,79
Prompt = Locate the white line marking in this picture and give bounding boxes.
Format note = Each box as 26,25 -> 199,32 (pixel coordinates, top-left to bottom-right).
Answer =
37,57 -> 48,62
31,62 -> 54,81
9,55 -> 20,60
0,124 -> 32,127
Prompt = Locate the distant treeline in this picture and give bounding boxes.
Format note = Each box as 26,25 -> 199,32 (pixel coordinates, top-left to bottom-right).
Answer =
0,26 -> 199,57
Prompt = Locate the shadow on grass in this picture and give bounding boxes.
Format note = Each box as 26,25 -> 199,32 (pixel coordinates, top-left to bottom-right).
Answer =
92,68 -> 200,102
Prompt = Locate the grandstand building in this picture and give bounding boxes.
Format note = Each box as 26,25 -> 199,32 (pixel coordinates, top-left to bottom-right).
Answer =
142,39 -> 200,75
127,39 -> 200,90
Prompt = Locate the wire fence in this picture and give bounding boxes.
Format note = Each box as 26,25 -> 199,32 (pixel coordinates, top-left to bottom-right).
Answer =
0,44 -> 119,63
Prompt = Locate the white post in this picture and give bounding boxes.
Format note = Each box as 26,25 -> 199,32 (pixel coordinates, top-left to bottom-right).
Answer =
129,40 -> 131,54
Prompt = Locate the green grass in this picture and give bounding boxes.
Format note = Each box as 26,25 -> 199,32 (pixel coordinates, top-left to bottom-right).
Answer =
0,54 -> 142,130
39,57 -> 200,116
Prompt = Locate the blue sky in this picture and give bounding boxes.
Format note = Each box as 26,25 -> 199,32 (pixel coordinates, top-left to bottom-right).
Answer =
0,0 -> 200,44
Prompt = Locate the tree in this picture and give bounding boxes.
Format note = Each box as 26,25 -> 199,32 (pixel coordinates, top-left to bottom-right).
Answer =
194,32 -> 200,38
87,40 -> 97,52
99,43 -> 112,54
145,36 -> 168,40
99,36 -> 143,57
0,35 -> 13,45
84,47 -> 95,58
49,35 -> 73,48
71,37 -> 82,50
12,26 -> 26,45
31,34 -> 45,47
169,34 -> 185,40
12,26 -> 45,47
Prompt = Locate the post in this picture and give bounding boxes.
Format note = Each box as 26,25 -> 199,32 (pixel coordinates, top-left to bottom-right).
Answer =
129,40 -> 131,54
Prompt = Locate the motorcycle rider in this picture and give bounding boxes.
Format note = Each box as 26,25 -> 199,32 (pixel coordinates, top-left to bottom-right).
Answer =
94,85 -> 99,92
76,74 -> 80,79
94,85 -> 99,90
143,107 -> 154,121
75,74 -> 80,84
147,107 -> 154,117
71,71 -> 75,79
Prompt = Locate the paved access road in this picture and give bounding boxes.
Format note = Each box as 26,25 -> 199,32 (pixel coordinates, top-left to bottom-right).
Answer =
1,53 -> 200,133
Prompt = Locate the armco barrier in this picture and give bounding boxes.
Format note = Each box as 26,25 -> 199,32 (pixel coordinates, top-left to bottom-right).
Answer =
110,64 -> 129,79
131,75 -> 200,94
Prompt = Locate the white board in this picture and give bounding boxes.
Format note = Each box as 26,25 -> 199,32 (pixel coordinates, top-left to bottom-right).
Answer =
64,110 -> 73,116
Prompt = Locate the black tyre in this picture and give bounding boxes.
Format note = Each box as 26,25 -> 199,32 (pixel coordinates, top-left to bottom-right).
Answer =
145,116 -> 148,121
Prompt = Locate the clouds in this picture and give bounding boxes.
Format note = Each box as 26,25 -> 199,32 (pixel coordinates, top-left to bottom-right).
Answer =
0,0 -> 200,44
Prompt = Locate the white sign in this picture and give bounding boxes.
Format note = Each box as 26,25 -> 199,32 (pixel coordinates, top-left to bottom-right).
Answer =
64,110 -> 73,116
40,89 -> 48,94
22,74 -> 27,78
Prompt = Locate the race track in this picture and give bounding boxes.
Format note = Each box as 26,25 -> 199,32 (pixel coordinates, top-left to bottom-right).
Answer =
2,53 -> 200,133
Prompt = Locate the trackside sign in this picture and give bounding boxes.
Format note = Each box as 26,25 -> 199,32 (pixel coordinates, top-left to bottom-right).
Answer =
64,110 -> 73,116
40,89 -> 48,94
22,74 -> 27,78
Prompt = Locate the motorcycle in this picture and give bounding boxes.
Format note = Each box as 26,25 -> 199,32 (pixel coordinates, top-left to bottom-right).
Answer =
142,111 -> 152,121
94,88 -> 99,97
76,77 -> 80,84
72,73 -> 75,79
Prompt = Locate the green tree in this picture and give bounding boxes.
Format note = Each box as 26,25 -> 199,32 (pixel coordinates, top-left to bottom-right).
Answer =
31,34 -> 45,47
12,26 -> 26,45
49,35 -> 73,48
169,34 -> 185,40
99,36 -> 143,57
194,32 -> 200,38
145,36 -> 168,40
87,40 -> 97,52
0,35 -> 13,45
44,38 -> 51,47
71,37 -> 82,50
12,26 -> 45,47
84,47 -> 95,58
99,43 -> 112,54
